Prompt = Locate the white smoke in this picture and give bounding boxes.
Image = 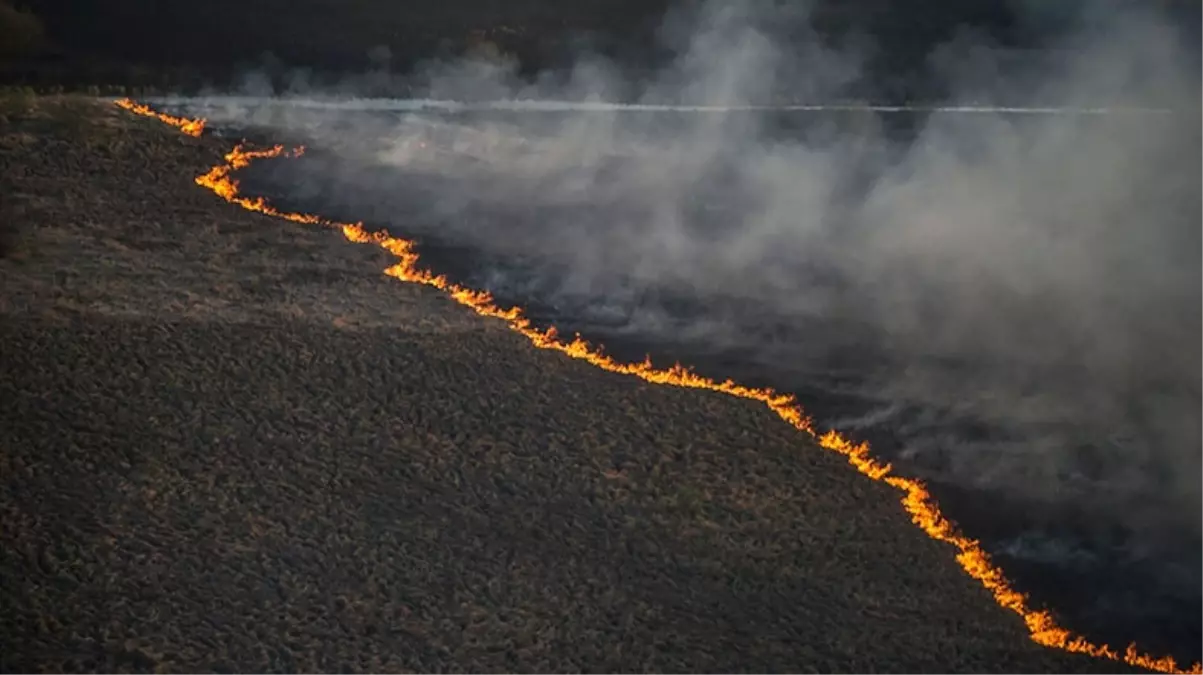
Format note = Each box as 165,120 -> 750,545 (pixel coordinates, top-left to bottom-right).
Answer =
153,0 -> 1201,541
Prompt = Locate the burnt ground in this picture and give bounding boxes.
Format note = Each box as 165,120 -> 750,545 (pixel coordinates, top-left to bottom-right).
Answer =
0,96 -> 1144,672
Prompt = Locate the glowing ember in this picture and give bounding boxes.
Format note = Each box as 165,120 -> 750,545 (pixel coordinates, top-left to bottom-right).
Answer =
115,99 -> 1201,675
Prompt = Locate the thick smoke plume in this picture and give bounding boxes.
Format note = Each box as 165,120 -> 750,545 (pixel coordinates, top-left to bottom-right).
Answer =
165,0 -> 1200,558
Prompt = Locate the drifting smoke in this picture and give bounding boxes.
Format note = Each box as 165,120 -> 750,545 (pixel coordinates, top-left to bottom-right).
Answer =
161,0 -> 1200,560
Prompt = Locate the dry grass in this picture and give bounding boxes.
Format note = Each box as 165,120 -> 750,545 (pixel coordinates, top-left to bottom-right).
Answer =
0,97 -> 1140,673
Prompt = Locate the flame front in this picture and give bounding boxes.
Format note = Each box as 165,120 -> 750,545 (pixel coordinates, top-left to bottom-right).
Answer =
114,98 -> 206,137
117,99 -> 1201,675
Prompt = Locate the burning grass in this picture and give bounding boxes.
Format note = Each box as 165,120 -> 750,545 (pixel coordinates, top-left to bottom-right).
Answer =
0,95 -> 1187,672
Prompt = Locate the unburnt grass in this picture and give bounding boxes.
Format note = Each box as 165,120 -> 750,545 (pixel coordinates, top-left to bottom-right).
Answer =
0,97 -> 1142,672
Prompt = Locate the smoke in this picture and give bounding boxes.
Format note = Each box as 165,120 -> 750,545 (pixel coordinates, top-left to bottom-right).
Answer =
162,0 -> 1200,545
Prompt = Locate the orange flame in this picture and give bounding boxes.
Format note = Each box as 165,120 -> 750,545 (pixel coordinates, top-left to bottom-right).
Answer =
114,98 -> 206,137
116,99 -> 1201,675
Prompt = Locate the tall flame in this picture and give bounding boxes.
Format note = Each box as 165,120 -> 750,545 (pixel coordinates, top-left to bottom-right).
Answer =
117,99 -> 1200,675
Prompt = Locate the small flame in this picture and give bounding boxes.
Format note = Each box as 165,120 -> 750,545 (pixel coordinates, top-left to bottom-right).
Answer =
114,98 -> 206,137
116,99 -> 1201,675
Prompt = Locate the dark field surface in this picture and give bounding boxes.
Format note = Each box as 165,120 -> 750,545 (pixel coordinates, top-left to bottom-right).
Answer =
0,98 -> 1149,672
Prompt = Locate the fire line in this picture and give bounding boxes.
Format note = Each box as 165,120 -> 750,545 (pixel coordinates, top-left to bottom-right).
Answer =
114,98 -> 1200,675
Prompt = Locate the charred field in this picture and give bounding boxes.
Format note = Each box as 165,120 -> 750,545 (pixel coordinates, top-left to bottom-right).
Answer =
0,92 -> 1181,672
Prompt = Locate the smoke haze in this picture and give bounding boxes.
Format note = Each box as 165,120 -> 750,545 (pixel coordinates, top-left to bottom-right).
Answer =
156,0 -> 1201,640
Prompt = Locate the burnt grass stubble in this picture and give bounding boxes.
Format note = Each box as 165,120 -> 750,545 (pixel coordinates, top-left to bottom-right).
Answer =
0,97 -> 1142,673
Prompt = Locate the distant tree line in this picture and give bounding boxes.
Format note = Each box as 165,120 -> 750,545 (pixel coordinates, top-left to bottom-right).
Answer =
3,0 -> 1199,99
